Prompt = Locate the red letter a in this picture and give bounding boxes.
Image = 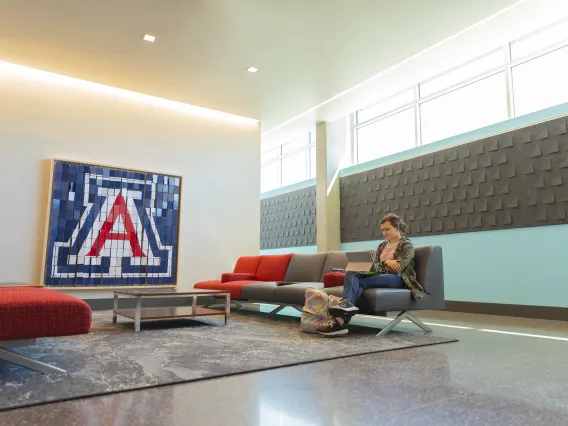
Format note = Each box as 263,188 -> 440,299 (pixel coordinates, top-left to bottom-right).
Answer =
86,192 -> 146,257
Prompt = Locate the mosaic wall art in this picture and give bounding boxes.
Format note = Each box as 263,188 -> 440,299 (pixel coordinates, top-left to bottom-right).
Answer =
43,160 -> 181,287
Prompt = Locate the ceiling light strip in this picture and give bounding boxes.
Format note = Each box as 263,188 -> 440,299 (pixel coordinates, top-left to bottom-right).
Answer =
0,60 -> 259,125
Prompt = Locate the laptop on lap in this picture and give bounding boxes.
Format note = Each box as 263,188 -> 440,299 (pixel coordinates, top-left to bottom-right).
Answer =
344,251 -> 380,274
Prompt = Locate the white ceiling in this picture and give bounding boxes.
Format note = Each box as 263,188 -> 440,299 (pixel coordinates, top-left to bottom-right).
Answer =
0,0 -> 523,132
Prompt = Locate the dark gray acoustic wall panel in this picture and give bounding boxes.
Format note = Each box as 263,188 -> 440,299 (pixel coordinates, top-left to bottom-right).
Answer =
340,117 -> 568,242
260,186 -> 317,249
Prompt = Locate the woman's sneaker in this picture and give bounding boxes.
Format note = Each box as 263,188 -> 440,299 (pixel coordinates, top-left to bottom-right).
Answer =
317,318 -> 349,336
329,298 -> 359,319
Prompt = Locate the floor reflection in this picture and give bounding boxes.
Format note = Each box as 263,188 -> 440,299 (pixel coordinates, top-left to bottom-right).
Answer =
1,310 -> 567,426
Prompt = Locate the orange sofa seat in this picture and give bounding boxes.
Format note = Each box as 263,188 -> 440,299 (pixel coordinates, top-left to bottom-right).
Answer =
194,280 -> 260,300
195,254 -> 294,300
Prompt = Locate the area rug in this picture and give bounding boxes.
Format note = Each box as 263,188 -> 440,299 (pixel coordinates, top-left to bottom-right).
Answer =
0,310 -> 457,411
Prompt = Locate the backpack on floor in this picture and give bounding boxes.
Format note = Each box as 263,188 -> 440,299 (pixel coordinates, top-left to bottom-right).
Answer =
300,288 -> 343,333
300,287 -> 330,333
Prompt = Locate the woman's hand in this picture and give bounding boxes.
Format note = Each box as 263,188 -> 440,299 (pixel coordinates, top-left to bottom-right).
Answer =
384,259 -> 401,273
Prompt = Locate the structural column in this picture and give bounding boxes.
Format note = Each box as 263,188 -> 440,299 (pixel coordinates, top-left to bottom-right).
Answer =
315,117 -> 351,252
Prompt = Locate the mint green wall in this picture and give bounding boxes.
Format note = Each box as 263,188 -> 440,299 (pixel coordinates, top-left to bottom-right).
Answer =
342,224 -> 568,308
263,225 -> 568,308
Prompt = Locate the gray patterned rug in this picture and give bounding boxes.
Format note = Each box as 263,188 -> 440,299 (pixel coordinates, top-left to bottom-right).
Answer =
0,310 -> 456,412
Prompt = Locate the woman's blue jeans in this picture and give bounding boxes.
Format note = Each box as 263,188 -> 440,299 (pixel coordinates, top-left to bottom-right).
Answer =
343,271 -> 404,305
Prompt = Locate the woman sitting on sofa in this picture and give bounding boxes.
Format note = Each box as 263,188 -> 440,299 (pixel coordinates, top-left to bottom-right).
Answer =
317,213 -> 425,336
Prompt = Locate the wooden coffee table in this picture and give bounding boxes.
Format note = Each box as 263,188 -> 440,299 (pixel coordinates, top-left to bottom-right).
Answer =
112,289 -> 230,332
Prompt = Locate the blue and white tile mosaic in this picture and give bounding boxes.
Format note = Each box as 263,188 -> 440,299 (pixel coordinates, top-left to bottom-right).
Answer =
44,160 -> 181,287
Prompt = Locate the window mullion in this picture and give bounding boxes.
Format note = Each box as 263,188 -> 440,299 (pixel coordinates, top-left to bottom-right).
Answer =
504,44 -> 515,119
414,84 -> 422,147
353,113 -> 360,165
278,158 -> 282,189
306,147 -> 310,180
350,112 -> 357,165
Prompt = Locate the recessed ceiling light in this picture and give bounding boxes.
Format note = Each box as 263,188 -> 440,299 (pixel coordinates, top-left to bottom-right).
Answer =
143,34 -> 156,43
246,67 -> 258,73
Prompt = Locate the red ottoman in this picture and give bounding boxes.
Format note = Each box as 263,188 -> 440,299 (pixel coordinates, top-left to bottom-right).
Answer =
0,286 -> 92,373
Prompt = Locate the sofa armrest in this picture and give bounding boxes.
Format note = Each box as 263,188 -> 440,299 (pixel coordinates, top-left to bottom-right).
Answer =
323,272 -> 345,288
221,272 -> 257,283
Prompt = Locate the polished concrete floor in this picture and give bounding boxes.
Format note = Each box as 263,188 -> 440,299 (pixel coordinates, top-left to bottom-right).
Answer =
1,309 -> 567,426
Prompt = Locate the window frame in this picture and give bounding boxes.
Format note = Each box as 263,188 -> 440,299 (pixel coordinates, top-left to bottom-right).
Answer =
351,15 -> 568,165
260,160 -> 280,193
355,106 -> 418,165
260,132 -> 316,193
419,71 -> 509,146
510,17 -> 568,62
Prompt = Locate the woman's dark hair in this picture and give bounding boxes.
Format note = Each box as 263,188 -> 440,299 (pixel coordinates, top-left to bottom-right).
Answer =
380,213 -> 407,233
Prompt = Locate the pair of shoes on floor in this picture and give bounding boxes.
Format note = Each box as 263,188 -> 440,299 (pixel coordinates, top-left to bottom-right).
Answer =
317,299 -> 360,336
316,318 -> 349,336
328,298 -> 359,319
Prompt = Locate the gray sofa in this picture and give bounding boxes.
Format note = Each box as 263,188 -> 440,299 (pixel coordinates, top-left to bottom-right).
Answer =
200,246 -> 445,336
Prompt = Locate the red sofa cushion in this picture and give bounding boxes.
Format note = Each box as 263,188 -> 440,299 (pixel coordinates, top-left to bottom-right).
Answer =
324,272 -> 345,288
255,254 -> 294,282
233,256 -> 262,274
0,287 -> 92,340
194,280 -> 259,300
194,280 -> 222,287
222,272 -> 257,283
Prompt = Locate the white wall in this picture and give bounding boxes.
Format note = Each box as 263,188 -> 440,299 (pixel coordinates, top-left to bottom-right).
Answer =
0,63 -> 260,299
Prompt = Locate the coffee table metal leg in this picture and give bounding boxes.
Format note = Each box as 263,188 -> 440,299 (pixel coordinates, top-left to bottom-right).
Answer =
134,296 -> 142,333
225,293 -> 231,325
192,295 -> 197,315
113,293 -> 118,324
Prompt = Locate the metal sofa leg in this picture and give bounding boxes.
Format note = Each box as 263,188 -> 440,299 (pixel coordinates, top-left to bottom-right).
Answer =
405,312 -> 433,333
376,311 -> 432,337
203,298 -> 243,310
267,304 -> 304,316
0,344 -> 67,374
268,305 -> 286,316
201,299 -> 216,309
